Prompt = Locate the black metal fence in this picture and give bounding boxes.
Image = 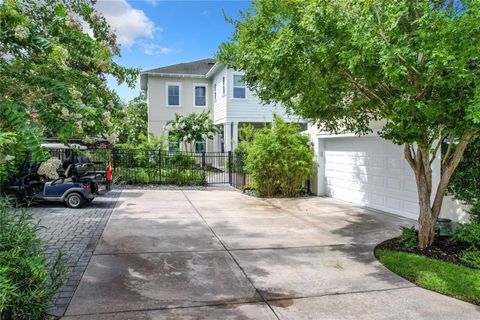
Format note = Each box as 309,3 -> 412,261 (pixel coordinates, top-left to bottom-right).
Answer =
45,148 -> 250,188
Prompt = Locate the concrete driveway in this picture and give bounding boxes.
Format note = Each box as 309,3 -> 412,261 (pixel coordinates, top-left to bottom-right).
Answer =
63,189 -> 480,319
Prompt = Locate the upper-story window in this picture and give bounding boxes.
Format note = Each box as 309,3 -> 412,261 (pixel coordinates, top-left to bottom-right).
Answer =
194,84 -> 207,107
166,83 -> 181,107
233,75 -> 246,99
214,83 -> 217,102
222,76 -> 225,96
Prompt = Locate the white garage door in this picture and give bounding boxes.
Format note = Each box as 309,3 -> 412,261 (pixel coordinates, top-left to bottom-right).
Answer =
324,136 -> 419,219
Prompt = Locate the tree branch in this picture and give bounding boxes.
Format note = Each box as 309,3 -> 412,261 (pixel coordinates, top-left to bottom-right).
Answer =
442,135 -> 454,170
431,132 -> 473,218
429,132 -> 447,166
404,143 -> 416,170
341,70 -> 387,106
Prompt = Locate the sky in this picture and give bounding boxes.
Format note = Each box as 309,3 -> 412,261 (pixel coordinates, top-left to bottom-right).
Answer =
94,0 -> 252,102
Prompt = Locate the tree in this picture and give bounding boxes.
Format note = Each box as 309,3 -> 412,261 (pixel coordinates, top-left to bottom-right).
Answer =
114,93 -> 148,145
218,0 -> 480,248
0,0 -> 137,180
165,111 -> 219,152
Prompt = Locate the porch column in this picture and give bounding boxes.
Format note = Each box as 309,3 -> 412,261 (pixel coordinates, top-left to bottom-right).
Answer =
224,122 -> 232,152
232,122 -> 239,151
317,138 -> 326,196
212,133 -> 217,153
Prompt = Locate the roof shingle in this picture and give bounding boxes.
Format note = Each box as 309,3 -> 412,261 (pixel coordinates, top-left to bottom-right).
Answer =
142,58 -> 216,76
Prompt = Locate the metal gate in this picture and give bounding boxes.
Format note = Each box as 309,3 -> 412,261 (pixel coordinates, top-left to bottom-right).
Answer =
46,148 -> 249,189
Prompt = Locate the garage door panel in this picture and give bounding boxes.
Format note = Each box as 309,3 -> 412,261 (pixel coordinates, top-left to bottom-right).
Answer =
324,137 -> 420,219
386,177 -> 402,190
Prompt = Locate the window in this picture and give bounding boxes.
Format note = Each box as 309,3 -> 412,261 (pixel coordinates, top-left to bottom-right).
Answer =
194,84 -> 207,107
222,76 -> 225,96
214,83 -> 217,102
233,75 -> 246,99
195,140 -> 206,153
166,83 -> 180,107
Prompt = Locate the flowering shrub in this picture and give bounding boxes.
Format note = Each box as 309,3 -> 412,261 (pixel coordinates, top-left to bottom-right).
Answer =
0,0 -> 137,182
165,111 -> 219,152
37,158 -> 62,180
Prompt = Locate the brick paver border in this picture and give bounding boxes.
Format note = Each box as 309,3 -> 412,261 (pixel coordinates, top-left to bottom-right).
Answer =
30,190 -> 121,317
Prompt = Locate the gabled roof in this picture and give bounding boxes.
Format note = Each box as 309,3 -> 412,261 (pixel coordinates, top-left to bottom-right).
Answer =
142,58 -> 216,76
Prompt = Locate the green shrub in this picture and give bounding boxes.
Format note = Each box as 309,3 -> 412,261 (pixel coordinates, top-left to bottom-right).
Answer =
455,219 -> 480,249
448,139 -> 480,266
399,226 -> 419,248
112,167 -> 206,186
164,169 -> 206,186
243,116 -> 313,197
166,153 -> 196,170
460,248 -> 480,269
0,202 -> 66,320
447,138 -> 480,208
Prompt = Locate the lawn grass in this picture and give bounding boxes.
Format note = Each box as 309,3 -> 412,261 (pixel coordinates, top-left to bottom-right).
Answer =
376,249 -> 480,305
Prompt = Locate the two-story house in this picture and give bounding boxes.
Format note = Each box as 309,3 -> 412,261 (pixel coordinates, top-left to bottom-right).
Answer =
140,58 -> 303,153
140,59 -> 467,222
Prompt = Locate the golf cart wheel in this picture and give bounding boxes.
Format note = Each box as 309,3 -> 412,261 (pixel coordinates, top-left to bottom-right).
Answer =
65,192 -> 84,208
4,190 -> 20,206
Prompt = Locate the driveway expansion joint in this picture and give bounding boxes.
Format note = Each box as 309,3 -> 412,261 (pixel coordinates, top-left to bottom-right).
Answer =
181,190 -> 282,320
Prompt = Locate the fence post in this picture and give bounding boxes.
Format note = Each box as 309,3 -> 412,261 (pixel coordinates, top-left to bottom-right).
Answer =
228,151 -> 233,185
201,152 -> 206,184
111,147 -> 117,175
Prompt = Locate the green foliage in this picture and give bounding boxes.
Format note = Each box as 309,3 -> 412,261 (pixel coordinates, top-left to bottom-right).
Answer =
376,249 -> 480,304
0,201 -> 66,319
114,167 -> 206,186
231,124 -> 257,172
459,249 -> 480,269
448,139 -> 480,209
165,111 -> 219,152
0,132 -> 28,182
219,0 -> 480,144
449,139 -> 480,267
399,226 -> 419,249
455,218 -> 480,249
166,153 -> 196,170
0,0 -> 138,181
244,116 -> 313,197
219,0 -> 480,246
115,134 -> 166,168
114,93 -> 148,145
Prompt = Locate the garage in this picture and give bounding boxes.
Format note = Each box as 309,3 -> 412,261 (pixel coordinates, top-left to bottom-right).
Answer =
321,136 -> 422,219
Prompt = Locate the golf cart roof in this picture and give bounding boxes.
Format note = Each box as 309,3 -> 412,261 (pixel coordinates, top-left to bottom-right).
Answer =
41,143 -> 87,150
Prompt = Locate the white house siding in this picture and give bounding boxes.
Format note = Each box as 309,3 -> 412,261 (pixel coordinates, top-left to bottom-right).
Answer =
147,76 -> 212,138
225,69 -> 302,124
212,68 -> 228,124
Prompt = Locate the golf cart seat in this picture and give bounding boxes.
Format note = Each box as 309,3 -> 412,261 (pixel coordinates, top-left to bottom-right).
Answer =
44,164 -> 73,186
44,177 -> 73,187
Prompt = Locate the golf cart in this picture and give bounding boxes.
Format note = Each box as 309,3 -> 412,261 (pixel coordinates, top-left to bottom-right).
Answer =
2,144 -> 111,208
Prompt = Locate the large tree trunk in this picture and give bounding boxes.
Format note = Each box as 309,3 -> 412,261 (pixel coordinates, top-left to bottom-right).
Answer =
404,136 -> 471,249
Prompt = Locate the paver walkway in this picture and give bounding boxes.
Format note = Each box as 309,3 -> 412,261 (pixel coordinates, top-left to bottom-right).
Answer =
62,189 -> 480,319
31,191 -> 120,316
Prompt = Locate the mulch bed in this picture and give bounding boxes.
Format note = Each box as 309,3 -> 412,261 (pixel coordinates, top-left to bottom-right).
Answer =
377,236 -> 472,267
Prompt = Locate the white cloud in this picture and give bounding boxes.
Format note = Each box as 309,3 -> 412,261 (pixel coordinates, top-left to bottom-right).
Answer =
141,43 -> 174,56
146,0 -> 159,6
95,0 -> 156,47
